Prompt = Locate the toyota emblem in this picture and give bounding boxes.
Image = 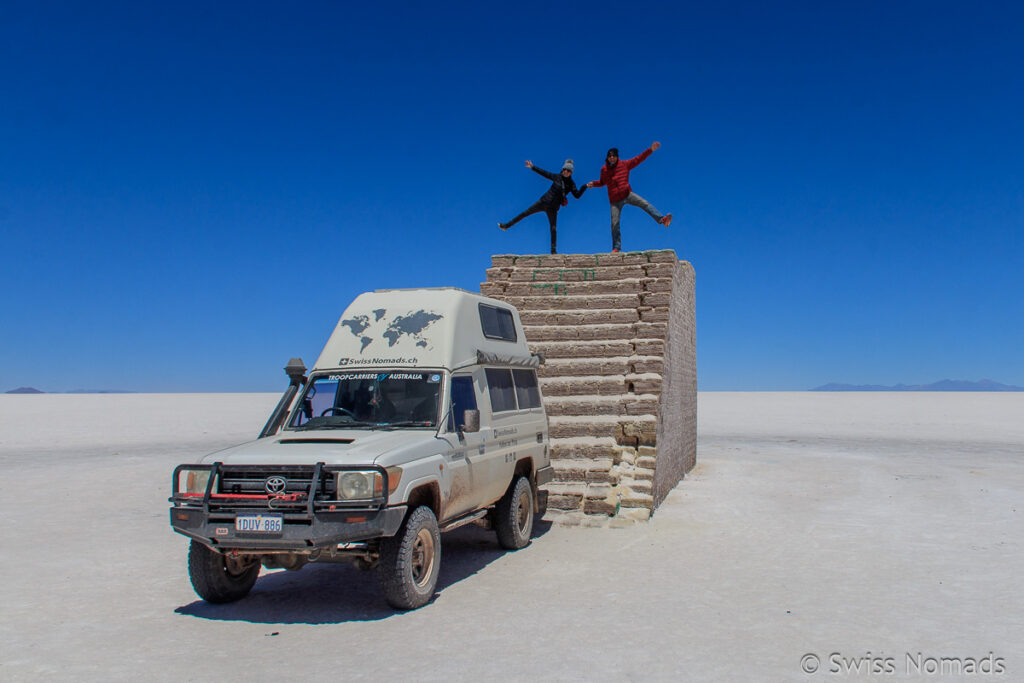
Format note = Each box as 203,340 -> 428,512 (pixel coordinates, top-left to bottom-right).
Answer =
265,476 -> 287,494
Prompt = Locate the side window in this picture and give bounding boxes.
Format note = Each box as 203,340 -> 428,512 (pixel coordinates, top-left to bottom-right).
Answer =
479,304 -> 517,342
485,368 -> 517,412
448,375 -> 477,431
292,379 -> 339,427
512,369 -> 541,409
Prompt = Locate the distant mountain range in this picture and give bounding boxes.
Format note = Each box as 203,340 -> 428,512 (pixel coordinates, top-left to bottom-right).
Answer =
811,379 -> 1024,392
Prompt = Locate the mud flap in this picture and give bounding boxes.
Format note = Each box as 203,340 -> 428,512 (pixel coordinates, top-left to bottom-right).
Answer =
534,487 -> 548,517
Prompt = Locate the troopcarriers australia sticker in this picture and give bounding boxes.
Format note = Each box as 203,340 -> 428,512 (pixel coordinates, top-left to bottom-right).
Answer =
328,372 -> 425,381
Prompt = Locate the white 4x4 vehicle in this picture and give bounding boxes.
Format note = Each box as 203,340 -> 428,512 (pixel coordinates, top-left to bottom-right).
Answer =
170,288 -> 551,610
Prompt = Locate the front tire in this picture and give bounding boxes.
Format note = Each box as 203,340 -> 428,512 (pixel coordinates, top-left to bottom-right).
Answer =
495,476 -> 534,550
187,541 -> 260,603
379,506 -> 441,610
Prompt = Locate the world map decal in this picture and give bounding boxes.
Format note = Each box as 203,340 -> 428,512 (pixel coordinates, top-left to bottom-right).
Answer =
339,309 -> 443,354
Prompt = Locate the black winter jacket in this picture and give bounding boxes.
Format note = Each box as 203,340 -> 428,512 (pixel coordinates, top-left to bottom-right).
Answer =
531,165 -> 587,206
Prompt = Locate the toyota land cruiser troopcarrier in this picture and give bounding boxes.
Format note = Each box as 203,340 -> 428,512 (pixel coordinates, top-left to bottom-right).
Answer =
169,288 -> 552,609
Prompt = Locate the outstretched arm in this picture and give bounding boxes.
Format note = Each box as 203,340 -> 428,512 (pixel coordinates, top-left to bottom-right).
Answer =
588,166 -> 609,188
571,180 -> 588,198
625,144 -> 656,170
527,162 -> 558,181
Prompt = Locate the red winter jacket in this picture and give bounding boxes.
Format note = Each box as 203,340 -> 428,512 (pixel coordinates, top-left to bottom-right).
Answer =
592,147 -> 653,203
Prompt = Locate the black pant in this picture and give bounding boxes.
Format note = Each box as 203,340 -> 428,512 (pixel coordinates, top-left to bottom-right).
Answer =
503,199 -> 559,254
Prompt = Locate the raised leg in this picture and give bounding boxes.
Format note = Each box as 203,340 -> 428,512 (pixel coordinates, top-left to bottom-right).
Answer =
624,192 -> 664,223
501,199 -> 546,230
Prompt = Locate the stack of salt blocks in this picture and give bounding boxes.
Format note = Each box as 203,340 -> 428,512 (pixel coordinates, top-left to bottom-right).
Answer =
481,249 -> 696,526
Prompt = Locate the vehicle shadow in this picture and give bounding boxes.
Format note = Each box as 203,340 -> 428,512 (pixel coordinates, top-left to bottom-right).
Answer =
174,519 -> 552,624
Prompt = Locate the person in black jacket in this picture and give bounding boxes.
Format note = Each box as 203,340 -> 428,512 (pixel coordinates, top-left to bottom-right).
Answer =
499,159 -> 587,254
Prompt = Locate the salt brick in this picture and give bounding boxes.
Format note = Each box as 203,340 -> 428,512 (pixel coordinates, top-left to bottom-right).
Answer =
634,340 -> 665,355
548,494 -> 584,511
635,322 -> 668,336
642,278 -> 674,292
639,308 -> 669,322
619,491 -> 654,509
559,254 -> 599,268
642,262 -> 675,278
624,399 -> 660,415
621,478 -> 653,495
584,483 -> 613,500
541,377 -> 627,396
586,467 -> 618,484
632,467 -> 655,481
549,437 -> 621,459
584,499 -> 617,516
539,358 -> 631,377
644,250 -> 678,263
616,447 -> 637,465
641,291 -> 671,307
548,420 -> 619,439
544,398 -> 625,417
520,309 -> 638,325
504,294 -> 640,311
517,254 -> 570,267
531,341 -> 633,359
631,358 -> 664,374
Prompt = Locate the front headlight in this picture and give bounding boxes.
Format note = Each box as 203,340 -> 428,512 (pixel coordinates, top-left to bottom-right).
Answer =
179,469 -> 214,494
336,471 -> 383,500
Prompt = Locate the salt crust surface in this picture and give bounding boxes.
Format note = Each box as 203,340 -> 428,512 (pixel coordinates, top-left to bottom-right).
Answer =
1,392 -> 1021,680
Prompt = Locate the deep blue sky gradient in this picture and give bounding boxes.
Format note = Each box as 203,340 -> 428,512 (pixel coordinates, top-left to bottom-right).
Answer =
2,1 -> 1022,391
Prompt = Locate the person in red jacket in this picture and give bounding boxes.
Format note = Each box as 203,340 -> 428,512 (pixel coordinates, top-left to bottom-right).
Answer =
588,142 -> 672,252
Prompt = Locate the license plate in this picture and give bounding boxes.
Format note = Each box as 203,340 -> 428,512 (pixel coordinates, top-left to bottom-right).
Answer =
235,514 -> 283,534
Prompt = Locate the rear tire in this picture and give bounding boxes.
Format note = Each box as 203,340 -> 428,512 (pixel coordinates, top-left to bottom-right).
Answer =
187,541 -> 260,603
379,506 -> 441,610
495,476 -> 534,550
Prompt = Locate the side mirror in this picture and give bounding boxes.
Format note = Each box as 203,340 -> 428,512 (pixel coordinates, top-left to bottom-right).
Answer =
460,410 -> 480,433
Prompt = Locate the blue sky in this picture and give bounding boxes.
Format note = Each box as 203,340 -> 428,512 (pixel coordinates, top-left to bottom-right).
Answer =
1,1 -> 1021,392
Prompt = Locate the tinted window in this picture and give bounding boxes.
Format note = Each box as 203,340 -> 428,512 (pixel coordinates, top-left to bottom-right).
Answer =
485,368 -> 517,412
512,369 -> 541,409
448,375 -> 478,431
479,304 -> 517,342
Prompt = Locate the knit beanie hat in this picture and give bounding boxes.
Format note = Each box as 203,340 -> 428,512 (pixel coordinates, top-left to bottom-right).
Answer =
562,159 -> 574,173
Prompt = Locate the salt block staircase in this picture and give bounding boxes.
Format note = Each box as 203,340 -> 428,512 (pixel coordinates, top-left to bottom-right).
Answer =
481,250 -> 697,526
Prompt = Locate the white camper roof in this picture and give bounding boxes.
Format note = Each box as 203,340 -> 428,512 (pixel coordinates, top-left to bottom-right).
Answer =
313,288 -> 538,372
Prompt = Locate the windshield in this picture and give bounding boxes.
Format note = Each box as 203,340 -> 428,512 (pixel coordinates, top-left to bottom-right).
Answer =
289,370 -> 443,430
